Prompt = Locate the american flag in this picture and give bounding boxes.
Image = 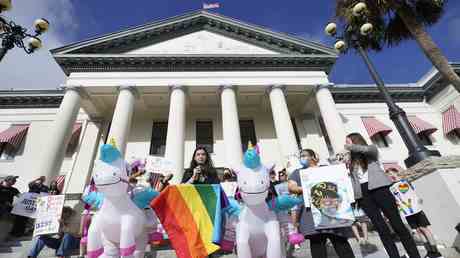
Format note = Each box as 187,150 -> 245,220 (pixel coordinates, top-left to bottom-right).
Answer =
203,2 -> 220,9
149,172 -> 163,190
55,175 -> 66,192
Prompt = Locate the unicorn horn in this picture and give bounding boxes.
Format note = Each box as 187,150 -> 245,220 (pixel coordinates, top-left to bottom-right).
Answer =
109,137 -> 117,148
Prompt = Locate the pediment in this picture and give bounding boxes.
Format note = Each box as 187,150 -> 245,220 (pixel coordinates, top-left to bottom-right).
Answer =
125,30 -> 279,55
51,10 -> 337,57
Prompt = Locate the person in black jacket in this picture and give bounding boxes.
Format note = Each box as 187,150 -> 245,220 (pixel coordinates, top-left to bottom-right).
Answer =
181,146 -> 220,184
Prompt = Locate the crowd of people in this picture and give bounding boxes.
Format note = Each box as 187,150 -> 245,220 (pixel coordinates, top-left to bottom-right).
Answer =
0,132 -> 446,258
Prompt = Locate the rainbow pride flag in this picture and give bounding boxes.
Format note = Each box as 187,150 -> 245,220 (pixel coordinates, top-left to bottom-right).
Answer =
151,184 -> 229,258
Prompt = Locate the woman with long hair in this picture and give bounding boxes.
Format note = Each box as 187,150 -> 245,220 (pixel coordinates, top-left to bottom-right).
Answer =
288,149 -> 355,258
181,146 -> 220,184
345,132 -> 421,258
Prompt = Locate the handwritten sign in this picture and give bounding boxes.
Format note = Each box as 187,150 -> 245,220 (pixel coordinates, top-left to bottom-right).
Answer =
390,180 -> 421,217
11,192 -> 46,218
33,195 -> 65,236
300,164 -> 355,229
145,156 -> 174,176
221,182 -> 238,198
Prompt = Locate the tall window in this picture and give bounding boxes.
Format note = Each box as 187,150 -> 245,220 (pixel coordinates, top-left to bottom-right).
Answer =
417,133 -> 433,146
0,143 -> 17,160
372,132 -> 389,148
291,117 -> 302,150
196,121 -> 214,153
150,122 -> 168,156
240,120 -> 257,152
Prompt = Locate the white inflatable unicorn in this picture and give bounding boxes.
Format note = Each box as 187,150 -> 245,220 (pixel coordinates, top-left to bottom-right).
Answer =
233,143 -> 284,258
87,141 -> 155,258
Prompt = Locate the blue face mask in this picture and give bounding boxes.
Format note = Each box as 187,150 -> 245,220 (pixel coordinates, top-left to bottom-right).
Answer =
300,159 -> 310,168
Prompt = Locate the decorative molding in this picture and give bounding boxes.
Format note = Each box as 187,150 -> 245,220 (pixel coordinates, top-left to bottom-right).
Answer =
53,54 -> 336,76
0,90 -> 64,109
62,85 -> 91,100
331,86 -> 425,103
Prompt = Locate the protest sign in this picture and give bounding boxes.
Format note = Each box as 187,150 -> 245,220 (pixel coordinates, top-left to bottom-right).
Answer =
11,192 -> 45,218
390,180 -> 421,217
33,195 -> 65,236
145,156 -> 174,176
300,164 -> 355,229
221,182 -> 238,198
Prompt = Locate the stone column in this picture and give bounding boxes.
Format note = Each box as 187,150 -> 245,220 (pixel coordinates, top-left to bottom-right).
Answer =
220,85 -> 243,168
107,86 -> 138,156
315,84 -> 347,153
36,86 -> 83,182
268,85 -> 299,159
164,85 -> 187,184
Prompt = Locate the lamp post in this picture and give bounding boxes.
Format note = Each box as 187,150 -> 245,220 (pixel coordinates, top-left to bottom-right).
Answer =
324,2 -> 440,167
0,0 -> 49,62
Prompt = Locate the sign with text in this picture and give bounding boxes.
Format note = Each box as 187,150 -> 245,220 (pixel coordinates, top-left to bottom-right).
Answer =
390,180 -> 421,217
11,192 -> 46,218
300,164 -> 355,229
145,156 -> 175,176
33,195 -> 65,236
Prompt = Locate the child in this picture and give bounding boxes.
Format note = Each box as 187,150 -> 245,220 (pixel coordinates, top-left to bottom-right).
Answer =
386,168 -> 444,258
351,203 -> 369,245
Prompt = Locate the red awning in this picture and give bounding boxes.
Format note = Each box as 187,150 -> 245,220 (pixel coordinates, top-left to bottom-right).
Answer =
408,116 -> 437,135
0,124 -> 29,149
361,117 -> 393,138
54,175 -> 66,192
383,162 -> 403,172
442,105 -> 460,135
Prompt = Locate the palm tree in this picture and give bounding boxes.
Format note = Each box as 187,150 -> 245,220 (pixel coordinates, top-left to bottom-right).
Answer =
334,0 -> 460,92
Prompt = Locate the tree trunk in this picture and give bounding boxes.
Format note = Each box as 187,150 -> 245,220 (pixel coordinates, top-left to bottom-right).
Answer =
396,6 -> 460,92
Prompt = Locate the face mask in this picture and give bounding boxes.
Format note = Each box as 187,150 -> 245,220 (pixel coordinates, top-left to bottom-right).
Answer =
300,159 -> 309,168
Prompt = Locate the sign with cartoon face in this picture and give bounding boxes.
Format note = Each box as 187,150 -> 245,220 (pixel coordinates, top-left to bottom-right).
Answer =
300,164 -> 355,229
390,180 -> 422,217
33,195 -> 65,236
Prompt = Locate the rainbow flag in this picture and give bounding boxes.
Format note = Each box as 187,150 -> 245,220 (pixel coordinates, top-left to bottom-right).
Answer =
151,184 -> 229,258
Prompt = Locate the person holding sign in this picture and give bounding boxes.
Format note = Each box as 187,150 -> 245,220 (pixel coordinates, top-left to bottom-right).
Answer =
387,168 -> 443,258
182,146 -> 220,184
288,149 -> 355,258
346,133 -> 420,258
28,206 -> 81,258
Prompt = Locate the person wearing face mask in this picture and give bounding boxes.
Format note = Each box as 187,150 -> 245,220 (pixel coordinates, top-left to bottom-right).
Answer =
288,149 -> 355,258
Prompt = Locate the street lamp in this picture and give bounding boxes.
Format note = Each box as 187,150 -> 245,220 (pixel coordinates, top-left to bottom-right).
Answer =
0,0 -> 49,62
324,2 -> 440,168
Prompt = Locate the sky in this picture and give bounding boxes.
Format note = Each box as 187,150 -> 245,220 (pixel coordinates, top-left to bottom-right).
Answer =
0,0 -> 459,90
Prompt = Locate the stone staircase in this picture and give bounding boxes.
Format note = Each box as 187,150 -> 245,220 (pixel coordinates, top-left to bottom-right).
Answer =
0,232 -> 458,258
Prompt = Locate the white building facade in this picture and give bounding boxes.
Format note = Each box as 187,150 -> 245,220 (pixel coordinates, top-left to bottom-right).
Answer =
1,11 -> 460,198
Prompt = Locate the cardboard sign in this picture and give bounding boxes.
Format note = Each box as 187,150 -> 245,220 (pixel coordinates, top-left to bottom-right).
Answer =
145,156 -> 174,176
11,192 -> 46,218
390,180 -> 421,217
300,164 -> 355,229
33,195 -> 65,236
220,182 -> 238,198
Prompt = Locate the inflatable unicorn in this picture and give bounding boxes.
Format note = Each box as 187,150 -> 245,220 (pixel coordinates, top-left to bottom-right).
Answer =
87,141 -> 157,258
233,143 -> 286,258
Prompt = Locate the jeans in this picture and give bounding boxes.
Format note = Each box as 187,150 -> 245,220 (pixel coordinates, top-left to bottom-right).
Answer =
359,183 -> 420,258
28,233 -> 80,257
309,233 -> 355,258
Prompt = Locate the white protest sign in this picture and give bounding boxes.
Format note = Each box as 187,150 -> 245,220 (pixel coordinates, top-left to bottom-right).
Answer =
145,156 -> 174,176
11,192 -> 46,218
390,180 -> 421,217
33,195 -> 65,236
220,182 -> 238,198
300,164 -> 355,229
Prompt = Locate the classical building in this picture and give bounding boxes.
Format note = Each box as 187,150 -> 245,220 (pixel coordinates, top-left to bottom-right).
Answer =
1,10 -> 460,196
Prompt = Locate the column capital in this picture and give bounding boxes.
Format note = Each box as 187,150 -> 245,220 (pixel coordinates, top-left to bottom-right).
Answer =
315,83 -> 335,92
218,84 -> 238,95
169,85 -> 188,94
118,85 -> 140,99
266,84 -> 287,96
60,85 -> 90,100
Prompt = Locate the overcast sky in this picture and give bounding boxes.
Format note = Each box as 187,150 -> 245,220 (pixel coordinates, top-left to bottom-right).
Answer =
0,0 -> 459,90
